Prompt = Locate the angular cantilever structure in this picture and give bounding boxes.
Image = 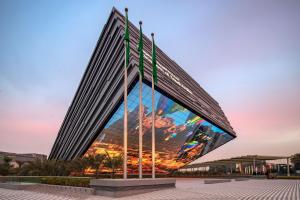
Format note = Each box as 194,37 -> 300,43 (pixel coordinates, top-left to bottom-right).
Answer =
49,8 -> 236,174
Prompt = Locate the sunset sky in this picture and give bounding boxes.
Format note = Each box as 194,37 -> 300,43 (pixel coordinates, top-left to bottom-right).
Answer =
0,0 -> 299,162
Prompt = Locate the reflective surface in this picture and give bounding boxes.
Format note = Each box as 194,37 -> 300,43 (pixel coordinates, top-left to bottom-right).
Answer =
84,82 -> 234,174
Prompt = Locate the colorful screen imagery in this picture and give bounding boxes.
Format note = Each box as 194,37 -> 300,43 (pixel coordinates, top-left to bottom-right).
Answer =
84,82 -> 234,174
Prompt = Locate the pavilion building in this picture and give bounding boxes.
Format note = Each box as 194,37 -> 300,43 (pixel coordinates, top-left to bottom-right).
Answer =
49,8 -> 236,175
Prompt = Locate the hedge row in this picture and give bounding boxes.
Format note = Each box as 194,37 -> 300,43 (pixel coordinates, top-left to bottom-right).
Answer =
0,176 -> 42,183
40,177 -> 91,187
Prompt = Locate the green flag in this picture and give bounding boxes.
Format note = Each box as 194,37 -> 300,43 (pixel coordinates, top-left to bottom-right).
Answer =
151,33 -> 158,84
124,8 -> 130,67
138,21 -> 144,78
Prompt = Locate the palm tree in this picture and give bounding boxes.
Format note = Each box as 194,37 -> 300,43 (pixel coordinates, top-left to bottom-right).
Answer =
69,157 -> 88,176
51,160 -> 71,176
103,151 -> 123,178
84,154 -> 107,178
93,154 -> 107,178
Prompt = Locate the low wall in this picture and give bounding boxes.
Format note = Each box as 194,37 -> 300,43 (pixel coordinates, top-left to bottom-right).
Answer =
204,179 -> 231,184
37,184 -> 95,195
90,178 -> 176,198
0,182 -> 95,195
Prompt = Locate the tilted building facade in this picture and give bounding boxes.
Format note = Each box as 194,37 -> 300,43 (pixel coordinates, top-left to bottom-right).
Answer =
49,8 -> 236,174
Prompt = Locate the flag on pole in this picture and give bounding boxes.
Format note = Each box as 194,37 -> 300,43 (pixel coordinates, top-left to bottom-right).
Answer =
151,33 -> 157,179
138,21 -> 144,179
123,7 -> 130,179
138,22 -> 144,78
125,8 -> 130,67
151,33 -> 157,85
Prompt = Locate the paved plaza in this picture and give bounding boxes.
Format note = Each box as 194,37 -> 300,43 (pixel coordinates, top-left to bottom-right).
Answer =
0,178 -> 299,200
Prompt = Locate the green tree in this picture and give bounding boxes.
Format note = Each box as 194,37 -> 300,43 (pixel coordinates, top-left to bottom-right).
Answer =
68,157 -> 89,176
84,154 -> 107,178
103,152 -> 123,178
291,153 -> 300,164
44,159 -> 71,176
18,159 -> 72,176
0,156 -> 12,176
18,158 -> 45,176
56,160 -> 72,176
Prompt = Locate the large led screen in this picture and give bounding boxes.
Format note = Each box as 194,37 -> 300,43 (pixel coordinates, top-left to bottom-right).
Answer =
84,82 -> 234,174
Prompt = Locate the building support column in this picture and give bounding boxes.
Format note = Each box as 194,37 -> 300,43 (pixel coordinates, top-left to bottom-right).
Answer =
239,163 -> 242,174
287,157 -> 290,176
241,162 -> 243,174
253,158 -> 256,175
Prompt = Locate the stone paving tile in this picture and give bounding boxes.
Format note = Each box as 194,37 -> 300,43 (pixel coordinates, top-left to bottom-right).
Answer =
27,185 -> 92,199
0,188 -> 74,200
0,179 -> 299,200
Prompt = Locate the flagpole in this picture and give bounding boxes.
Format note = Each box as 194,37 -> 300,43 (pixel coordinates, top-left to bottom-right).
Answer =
138,21 -> 143,179
151,33 -> 156,179
123,8 -> 129,180
151,72 -> 156,179
138,65 -> 143,179
123,39 -> 128,179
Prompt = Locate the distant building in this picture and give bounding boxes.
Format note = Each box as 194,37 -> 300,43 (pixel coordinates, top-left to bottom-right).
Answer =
0,151 -> 47,168
181,155 -> 291,176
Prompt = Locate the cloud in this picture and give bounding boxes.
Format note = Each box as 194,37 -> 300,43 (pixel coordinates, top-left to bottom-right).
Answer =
0,94 -> 66,155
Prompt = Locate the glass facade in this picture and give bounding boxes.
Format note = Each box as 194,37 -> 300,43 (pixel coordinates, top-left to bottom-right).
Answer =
84,82 -> 234,174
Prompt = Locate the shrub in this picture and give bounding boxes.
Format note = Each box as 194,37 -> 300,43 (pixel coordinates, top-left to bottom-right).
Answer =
0,156 -> 12,176
0,176 -> 42,183
40,177 -> 91,187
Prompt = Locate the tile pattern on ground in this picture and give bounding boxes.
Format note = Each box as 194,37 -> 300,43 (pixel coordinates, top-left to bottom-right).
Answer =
0,179 -> 299,200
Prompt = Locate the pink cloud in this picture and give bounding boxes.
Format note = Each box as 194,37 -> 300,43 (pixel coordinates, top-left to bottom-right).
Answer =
0,98 -> 66,155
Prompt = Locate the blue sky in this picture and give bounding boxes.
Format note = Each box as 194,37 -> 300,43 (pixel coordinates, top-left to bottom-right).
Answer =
0,0 -> 299,161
